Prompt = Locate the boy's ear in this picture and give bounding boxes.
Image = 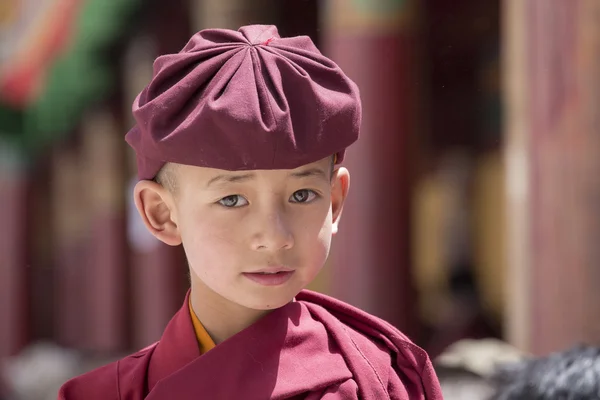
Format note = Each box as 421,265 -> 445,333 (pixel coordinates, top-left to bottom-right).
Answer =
331,167 -> 350,235
133,180 -> 182,246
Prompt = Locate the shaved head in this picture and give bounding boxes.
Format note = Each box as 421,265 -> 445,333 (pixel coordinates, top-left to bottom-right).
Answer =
154,163 -> 178,192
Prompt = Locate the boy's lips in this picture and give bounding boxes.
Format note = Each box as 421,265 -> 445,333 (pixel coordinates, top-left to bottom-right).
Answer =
242,267 -> 295,286
246,266 -> 294,274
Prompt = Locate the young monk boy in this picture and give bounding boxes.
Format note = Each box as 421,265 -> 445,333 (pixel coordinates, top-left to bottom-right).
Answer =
59,25 -> 443,399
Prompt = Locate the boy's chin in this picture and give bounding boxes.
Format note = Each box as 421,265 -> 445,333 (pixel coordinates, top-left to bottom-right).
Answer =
242,293 -> 298,311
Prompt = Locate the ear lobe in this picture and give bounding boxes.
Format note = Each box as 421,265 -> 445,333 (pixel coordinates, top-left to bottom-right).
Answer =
133,180 -> 182,246
331,167 -> 350,235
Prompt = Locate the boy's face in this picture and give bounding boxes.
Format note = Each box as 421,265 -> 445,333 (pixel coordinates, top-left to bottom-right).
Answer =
134,156 -> 349,311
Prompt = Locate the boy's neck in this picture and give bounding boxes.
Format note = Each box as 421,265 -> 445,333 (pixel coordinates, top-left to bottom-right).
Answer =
189,278 -> 274,345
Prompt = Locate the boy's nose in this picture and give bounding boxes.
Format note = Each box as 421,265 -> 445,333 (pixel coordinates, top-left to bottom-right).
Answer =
251,211 -> 294,252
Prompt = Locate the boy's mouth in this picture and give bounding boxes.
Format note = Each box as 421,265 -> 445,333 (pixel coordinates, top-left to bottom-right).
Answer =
246,266 -> 294,274
242,268 -> 295,286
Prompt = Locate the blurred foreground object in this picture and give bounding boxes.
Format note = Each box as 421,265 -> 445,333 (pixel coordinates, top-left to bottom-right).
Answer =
491,344 -> 600,399
2,342 -> 117,400
3,342 -> 79,400
435,338 -> 523,399
436,339 -> 600,400
437,338 -> 524,378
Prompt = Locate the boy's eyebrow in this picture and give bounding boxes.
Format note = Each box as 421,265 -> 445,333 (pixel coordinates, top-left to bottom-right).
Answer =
206,173 -> 255,187
289,167 -> 328,181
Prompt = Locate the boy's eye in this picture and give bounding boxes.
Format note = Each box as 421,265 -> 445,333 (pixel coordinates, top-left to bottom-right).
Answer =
218,195 -> 248,208
290,189 -> 317,203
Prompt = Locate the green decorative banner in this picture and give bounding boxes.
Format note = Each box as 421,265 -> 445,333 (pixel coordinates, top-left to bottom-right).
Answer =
0,0 -> 141,157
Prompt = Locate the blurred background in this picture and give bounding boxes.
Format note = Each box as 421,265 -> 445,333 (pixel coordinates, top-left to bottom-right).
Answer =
1,0 -> 600,398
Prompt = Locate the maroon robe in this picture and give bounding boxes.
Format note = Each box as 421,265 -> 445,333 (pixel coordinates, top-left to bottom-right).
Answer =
58,290 -> 442,399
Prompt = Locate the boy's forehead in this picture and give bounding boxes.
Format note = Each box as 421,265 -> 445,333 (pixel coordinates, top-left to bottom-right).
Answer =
125,25 -> 361,181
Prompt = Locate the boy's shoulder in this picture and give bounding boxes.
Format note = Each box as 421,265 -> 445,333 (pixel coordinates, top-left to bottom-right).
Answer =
297,289 -> 424,354
296,290 -> 442,397
57,343 -> 157,400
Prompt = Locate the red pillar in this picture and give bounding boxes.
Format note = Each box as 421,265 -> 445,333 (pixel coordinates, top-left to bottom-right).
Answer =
0,151 -> 30,394
52,142 -> 88,349
81,109 -> 129,353
323,0 -> 422,335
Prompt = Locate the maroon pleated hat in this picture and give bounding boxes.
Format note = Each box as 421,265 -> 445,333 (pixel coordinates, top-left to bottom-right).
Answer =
125,25 -> 361,180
